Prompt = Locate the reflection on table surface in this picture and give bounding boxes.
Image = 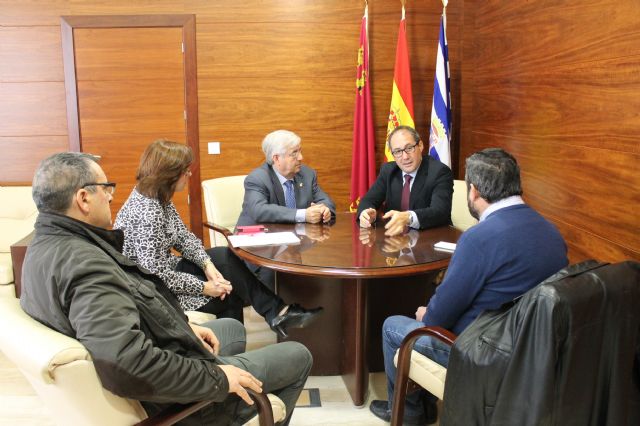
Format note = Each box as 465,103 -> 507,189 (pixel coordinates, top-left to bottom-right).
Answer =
236,212 -> 462,273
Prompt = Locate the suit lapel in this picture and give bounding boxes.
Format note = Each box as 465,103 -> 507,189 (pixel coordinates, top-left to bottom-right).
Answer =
410,156 -> 430,209
267,165 -> 287,207
390,164 -> 403,209
293,174 -> 305,208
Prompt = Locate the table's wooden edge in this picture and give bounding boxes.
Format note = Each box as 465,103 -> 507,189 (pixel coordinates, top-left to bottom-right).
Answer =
231,246 -> 451,278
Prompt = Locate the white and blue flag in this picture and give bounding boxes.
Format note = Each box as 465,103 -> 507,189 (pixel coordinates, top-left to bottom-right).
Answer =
428,12 -> 451,167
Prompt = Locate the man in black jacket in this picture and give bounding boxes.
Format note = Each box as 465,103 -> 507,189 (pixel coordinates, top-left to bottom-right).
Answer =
20,152 -> 312,425
357,126 -> 453,236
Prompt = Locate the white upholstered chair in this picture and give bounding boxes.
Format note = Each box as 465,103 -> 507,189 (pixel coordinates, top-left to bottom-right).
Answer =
201,175 -> 247,247
391,326 -> 457,426
0,297 -> 285,426
451,179 -> 477,232
0,186 -> 38,297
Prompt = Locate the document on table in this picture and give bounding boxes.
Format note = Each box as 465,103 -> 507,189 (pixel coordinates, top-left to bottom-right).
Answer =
228,232 -> 301,248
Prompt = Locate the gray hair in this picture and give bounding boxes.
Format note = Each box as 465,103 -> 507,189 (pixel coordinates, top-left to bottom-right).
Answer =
387,125 -> 421,149
32,152 -> 99,214
262,130 -> 301,165
465,148 -> 523,203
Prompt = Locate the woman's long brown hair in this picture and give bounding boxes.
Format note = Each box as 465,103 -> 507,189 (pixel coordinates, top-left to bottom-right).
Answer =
136,139 -> 193,205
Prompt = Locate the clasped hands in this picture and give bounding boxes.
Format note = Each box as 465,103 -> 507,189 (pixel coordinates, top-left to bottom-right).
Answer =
359,208 -> 411,236
305,202 -> 332,224
203,262 -> 233,299
190,323 -> 263,406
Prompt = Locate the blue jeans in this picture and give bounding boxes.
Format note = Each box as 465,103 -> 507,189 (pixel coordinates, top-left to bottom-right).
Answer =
382,315 -> 451,417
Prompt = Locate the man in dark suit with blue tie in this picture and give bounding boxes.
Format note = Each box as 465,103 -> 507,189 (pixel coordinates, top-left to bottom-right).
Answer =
357,126 -> 454,236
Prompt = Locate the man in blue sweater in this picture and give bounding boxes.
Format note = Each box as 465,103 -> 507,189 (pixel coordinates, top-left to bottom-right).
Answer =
369,148 -> 568,425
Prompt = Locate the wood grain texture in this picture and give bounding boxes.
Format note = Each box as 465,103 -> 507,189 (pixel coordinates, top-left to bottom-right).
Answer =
74,27 -> 184,81
77,80 -> 186,136
460,0 -> 640,262
0,82 -> 68,136
0,136 -> 68,183
0,0 -> 69,26
0,26 -> 64,82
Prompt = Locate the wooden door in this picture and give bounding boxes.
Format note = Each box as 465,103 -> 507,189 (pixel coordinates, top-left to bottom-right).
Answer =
74,27 -> 189,226
61,15 -> 202,236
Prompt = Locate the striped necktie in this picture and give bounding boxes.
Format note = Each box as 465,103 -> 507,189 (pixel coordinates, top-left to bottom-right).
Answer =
284,180 -> 296,209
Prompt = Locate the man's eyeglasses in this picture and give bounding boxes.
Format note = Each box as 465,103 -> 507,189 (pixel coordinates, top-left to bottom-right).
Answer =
391,142 -> 419,159
82,182 -> 116,195
287,149 -> 302,158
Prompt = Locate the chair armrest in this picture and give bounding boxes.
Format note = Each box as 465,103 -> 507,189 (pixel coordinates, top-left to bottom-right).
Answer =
204,221 -> 232,240
391,326 -> 457,426
247,388 -> 275,426
134,389 -> 275,426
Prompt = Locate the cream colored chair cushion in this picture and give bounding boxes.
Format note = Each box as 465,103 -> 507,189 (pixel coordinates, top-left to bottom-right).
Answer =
0,186 -> 38,285
0,253 -> 14,286
451,179 -> 478,232
0,297 -> 285,425
202,176 -> 247,247
393,349 -> 447,400
185,310 -> 217,324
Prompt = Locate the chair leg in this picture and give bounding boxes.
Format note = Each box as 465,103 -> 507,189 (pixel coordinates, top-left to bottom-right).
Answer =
391,349 -> 412,426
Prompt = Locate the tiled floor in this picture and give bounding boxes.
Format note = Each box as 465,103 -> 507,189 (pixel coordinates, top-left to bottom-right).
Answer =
0,307 -> 436,425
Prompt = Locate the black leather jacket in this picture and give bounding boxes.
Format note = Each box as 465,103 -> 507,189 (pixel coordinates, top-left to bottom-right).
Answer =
20,212 -> 231,423
442,260 -> 640,425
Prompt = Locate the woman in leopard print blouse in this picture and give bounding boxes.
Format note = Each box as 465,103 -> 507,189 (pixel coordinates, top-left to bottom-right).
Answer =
114,139 -> 321,337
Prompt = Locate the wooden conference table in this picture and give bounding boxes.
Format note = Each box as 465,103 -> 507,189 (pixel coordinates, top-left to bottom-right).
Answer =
221,212 -> 462,406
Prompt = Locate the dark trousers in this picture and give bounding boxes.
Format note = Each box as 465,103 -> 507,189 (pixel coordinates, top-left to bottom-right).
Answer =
176,247 -> 284,323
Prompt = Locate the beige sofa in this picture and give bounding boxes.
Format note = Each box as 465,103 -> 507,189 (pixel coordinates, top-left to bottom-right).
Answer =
0,186 -> 38,297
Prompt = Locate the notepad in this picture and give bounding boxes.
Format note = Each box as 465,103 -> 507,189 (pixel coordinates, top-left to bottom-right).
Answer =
434,241 -> 456,252
228,232 -> 300,248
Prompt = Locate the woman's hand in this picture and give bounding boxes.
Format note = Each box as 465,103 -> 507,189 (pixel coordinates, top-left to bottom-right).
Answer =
203,279 -> 233,299
202,261 -> 232,299
189,323 -> 220,355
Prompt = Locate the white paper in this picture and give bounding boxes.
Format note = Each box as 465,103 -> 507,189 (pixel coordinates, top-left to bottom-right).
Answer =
434,241 -> 456,252
228,232 -> 300,248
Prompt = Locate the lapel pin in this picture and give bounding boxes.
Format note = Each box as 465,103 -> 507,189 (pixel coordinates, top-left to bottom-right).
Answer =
299,182 -> 303,188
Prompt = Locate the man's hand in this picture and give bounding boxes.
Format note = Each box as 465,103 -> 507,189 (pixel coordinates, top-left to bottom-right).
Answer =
315,202 -> 332,223
382,210 -> 411,236
415,306 -> 427,322
305,203 -> 330,224
218,364 -> 263,405
359,208 -> 377,228
190,323 -> 220,355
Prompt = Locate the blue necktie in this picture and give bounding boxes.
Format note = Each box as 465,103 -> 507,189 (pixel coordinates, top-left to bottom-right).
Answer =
284,180 -> 296,209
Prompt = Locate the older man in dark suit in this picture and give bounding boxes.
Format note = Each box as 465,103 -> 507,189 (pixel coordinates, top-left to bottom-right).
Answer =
357,126 -> 453,236
237,129 -> 336,227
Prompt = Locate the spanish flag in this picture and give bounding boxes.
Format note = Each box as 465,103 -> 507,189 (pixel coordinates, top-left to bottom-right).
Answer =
349,3 -> 376,212
385,5 -> 415,162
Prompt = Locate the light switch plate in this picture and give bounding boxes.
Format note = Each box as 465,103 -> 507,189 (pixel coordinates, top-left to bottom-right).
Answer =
208,142 -> 221,155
